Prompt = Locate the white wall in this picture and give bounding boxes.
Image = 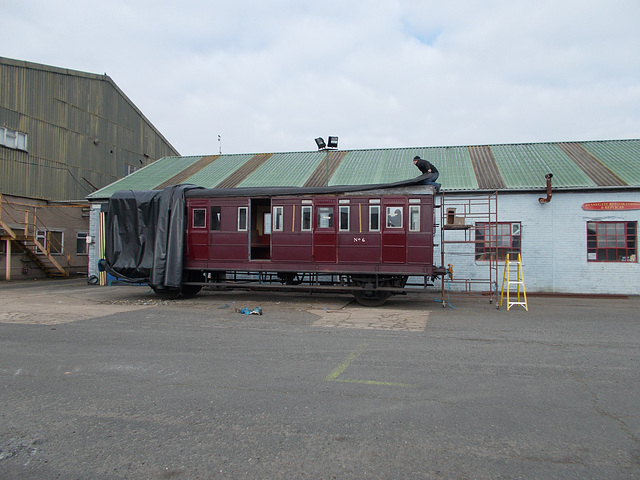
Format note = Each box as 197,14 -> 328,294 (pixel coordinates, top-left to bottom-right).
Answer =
87,204 -> 102,281
438,191 -> 639,295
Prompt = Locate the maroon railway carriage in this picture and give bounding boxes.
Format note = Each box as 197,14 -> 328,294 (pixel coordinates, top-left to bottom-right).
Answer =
180,185 -> 441,305
102,180 -> 443,306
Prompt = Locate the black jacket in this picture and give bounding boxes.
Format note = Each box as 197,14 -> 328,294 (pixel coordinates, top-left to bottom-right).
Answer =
415,158 -> 438,174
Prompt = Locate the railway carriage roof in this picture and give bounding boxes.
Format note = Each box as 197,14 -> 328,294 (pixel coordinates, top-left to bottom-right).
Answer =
184,176 -> 435,198
87,139 -> 640,200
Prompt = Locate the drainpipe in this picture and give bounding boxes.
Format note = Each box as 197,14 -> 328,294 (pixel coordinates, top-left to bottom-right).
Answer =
538,173 -> 553,204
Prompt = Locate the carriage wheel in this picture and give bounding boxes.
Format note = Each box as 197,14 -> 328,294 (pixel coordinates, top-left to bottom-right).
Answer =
181,284 -> 202,297
352,289 -> 391,307
181,271 -> 204,297
152,286 -> 181,300
350,275 -> 391,307
350,275 -> 408,307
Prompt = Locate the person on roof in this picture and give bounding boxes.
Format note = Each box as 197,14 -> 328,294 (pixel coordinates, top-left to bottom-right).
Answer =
413,155 -> 441,191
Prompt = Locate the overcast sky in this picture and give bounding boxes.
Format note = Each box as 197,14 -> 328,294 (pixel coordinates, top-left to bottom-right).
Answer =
4,0 -> 640,156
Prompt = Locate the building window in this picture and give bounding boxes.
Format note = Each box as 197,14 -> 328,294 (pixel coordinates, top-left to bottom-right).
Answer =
386,207 -> 403,228
317,207 -> 334,229
273,206 -> 283,231
238,207 -> 248,231
36,230 -> 64,255
587,221 -> 637,262
409,206 -> 420,232
0,127 -> 28,151
339,205 -> 350,231
211,207 -> 221,231
475,222 -> 521,261
193,208 -> 206,228
369,205 -> 380,231
301,206 -> 312,231
76,232 -> 88,255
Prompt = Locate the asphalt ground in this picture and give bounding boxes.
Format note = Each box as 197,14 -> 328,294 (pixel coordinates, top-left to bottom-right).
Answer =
0,279 -> 639,479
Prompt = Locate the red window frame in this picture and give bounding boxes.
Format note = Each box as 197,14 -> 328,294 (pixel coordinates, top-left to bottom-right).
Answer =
475,222 -> 521,261
587,221 -> 637,262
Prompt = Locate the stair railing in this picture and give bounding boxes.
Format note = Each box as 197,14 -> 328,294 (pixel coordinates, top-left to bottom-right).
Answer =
0,195 -> 71,276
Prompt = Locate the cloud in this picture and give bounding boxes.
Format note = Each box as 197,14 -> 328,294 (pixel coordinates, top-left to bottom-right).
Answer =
3,0 -> 640,155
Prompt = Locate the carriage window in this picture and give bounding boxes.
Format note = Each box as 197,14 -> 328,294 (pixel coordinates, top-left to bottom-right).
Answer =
193,208 -> 206,228
386,207 -> 403,228
317,207 -> 334,229
238,207 -> 248,231
211,206 -> 221,231
339,205 -> 350,231
273,206 -> 283,231
301,206 -> 312,231
264,213 -> 272,234
409,206 -> 420,231
369,205 -> 380,231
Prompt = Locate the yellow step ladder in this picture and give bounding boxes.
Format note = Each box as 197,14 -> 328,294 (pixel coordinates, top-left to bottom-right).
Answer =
500,253 -> 528,311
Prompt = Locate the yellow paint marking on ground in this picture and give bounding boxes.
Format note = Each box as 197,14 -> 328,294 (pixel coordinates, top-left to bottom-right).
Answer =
332,378 -> 415,387
325,343 -> 368,381
326,343 -> 416,388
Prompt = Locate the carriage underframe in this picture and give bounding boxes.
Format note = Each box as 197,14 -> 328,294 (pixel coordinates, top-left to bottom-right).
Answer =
156,269 -> 442,306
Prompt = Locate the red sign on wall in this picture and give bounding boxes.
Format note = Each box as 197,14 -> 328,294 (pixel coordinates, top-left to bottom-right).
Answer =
582,202 -> 640,211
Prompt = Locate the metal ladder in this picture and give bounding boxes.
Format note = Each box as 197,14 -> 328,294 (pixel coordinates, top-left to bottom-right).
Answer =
500,253 -> 528,311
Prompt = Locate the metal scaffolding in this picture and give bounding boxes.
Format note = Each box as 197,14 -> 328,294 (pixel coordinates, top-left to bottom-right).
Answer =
439,191 -> 499,307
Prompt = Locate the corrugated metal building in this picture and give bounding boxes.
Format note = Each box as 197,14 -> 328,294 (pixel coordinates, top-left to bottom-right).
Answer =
87,140 -> 640,296
1,56 -> 179,201
87,140 -> 640,195
1,56 -> 179,280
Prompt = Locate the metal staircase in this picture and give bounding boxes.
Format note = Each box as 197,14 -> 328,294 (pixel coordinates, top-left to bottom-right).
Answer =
0,196 -> 70,278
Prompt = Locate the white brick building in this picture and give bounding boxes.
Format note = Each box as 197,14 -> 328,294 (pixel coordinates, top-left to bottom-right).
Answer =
437,190 -> 639,295
87,139 -> 639,296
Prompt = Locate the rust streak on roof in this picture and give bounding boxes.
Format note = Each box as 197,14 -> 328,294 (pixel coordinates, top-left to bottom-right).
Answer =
154,155 -> 221,189
216,153 -> 273,188
559,143 -> 627,187
304,151 -> 348,187
468,146 -> 506,189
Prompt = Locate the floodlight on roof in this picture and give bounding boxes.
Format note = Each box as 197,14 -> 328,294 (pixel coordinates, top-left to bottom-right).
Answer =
315,135 -> 339,185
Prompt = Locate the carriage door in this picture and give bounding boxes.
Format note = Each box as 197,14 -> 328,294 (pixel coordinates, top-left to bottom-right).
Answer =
313,199 -> 337,262
381,200 -> 406,263
187,200 -> 209,261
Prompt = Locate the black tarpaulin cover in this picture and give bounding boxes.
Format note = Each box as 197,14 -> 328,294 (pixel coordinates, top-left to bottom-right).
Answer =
101,175 -> 434,289
103,184 -> 202,288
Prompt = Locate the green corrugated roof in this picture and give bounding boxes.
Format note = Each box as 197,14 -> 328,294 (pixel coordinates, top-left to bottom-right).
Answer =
419,146 -> 478,190
492,143 -> 596,188
87,139 -> 640,199
88,156 -> 203,198
332,149 -> 413,185
239,152 -> 322,187
185,154 -> 255,188
582,140 -> 640,185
